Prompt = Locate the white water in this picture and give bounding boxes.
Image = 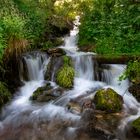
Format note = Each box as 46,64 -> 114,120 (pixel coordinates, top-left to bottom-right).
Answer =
0,17 -> 140,140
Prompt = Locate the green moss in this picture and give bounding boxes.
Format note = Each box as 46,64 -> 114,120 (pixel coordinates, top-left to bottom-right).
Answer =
63,56 -> 72,66
56,65 -> 75,88
0,82 -> 11,108
131,117 -> 140,136
94,88 -> 123,113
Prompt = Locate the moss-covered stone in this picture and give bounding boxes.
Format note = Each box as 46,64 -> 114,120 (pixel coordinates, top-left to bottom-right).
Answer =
30,82 -> 65,102
30,83 -> 52,100
56,65 -> 75,88
45,55 -> 73,81
94,88 -> 123,113
0,82 -> 11,109
131,117 -> 140,136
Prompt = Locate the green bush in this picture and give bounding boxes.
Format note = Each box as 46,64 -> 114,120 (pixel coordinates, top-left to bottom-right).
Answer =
78,0 -> 140,55
56,66 -> 75,88
120,60 -> 140,84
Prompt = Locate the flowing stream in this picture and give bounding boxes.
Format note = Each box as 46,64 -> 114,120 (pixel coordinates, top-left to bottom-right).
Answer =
0,17 -> 140,140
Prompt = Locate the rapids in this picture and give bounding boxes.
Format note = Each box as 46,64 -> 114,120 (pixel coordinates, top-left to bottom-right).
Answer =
0,16 -> 140,140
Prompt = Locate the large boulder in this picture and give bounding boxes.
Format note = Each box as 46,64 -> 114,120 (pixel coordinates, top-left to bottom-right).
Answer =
76,108 -> 123,140
93,88 -> 123,113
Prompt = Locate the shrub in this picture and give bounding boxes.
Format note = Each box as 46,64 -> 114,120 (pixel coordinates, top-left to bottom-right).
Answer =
78,0 -> 140,55
56,66 -> 75,88
120,60 -> 140,84
0,82 -> 11,108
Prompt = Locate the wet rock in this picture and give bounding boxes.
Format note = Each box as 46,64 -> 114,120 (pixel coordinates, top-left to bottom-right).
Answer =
67,100 -> 82,115
45,48 -> 66,57
76,108 -> 123,140
94,88 -> 123,113
129,84 -> 140,102
82,99 -> 95,110
30,83 -> 64,102
66,97 -> 95,115
131,117 -> 140,137
45,56 -> 64,81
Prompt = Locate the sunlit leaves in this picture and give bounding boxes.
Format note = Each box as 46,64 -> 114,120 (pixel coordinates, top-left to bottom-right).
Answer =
78,0 -> 140,55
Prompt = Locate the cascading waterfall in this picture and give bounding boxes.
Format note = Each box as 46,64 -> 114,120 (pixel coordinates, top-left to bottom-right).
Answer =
0,17 -> 140,140
19,52 -> 49,81
101,64 -> 140,140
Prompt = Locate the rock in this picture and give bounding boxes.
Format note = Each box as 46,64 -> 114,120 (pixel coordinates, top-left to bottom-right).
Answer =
94,88 -> 123,113
82,99 -> 95,110
131,117 -> 140,137
45,48 -> 66,57
67,100 -> 82,115
30,83 -> 64,102
45,56 -> 64,81
45,55 -> 72,82
67,98 -> 95,115
129,84 -> 140,102
45,55 -> 74,88
77,109 -> 123,140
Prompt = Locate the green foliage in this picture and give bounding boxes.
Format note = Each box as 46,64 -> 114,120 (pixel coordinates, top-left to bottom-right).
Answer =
0,82 -> 11,108
94,88 -> 123,113
2,15 -> 25,39
0,0 -> 27,59
63,56 -> 72,66
13,0 -> 53,45
0,0 -> 76,59
78,0 -> 140,55
119,60 -> 140,84
56,66 -> 75,88
132,117 -> 140,136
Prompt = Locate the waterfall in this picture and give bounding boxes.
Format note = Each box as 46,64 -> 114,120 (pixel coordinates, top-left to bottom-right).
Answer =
19,52 -> 49,81
0,16 -> 140,140
73,55 -> 94,81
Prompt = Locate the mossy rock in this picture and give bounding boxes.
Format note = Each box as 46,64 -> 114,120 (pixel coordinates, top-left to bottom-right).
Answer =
94,88 -> 123,113
131,117 -> 140,136
30,83 -> 64,102
45,55 -> 72,81
0,82 -> 11,108
56,65 -> 75,88
31,83 -> 52,100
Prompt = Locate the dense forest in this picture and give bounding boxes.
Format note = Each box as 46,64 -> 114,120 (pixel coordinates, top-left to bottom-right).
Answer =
0,0 -> 140,140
